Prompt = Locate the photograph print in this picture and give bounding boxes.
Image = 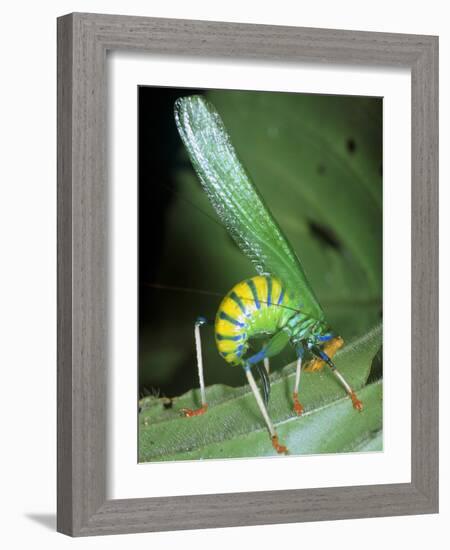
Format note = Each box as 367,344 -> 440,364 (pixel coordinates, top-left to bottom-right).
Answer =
138,87 -> 382,462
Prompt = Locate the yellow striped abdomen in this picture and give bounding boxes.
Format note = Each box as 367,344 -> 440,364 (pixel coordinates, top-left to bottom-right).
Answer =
215,275 -> 290,365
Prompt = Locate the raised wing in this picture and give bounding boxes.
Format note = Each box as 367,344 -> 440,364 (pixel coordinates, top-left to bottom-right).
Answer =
174,95 -> 324,321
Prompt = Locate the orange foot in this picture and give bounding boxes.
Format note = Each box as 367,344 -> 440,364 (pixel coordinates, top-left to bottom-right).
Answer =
272,435 -> 288,455
293,392 -> 304,415
303,357 -> 325,372
349,392 -> 363,411
181,404 -> 208,417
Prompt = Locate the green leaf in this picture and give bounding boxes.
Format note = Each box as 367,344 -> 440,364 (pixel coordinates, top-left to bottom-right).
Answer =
351,430 -> 383,452
139,324 -> 382,462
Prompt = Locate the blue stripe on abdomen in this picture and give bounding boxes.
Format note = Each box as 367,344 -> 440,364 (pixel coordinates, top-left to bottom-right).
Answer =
246,279 -> 260,309
218,311 -> 245,327
230,291 -> 248,316
277,286 -> 285,305
236,344 -> 244,357
266,276 -> 272,306
216,333 -> 244,341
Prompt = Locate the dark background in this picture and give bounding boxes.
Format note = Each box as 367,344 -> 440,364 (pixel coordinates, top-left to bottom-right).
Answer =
139,86 -> 206,397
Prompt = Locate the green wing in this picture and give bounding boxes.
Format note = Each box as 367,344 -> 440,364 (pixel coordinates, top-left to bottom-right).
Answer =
174,95 -> 324,321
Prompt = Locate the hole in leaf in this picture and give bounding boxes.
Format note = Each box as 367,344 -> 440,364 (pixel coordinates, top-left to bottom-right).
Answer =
367,346 -> 383,383
308,221 -> 342,251
346,138 -> 356,153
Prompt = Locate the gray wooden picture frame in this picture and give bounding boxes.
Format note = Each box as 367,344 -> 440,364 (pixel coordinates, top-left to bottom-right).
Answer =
57,12 -> 438,537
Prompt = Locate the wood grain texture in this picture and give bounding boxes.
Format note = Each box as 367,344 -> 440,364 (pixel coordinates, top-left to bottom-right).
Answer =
410,37 -> 439,506
57,13 -> 108,535
57,13 -> 74,535
57,12 -> 439,536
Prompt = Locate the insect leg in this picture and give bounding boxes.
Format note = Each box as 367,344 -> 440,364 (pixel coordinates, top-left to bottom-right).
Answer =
246,330 -> 290,406
293,347 -> 305,415
262,342 -> 270,399
304,336 -> 344,372
311,346 -> 363,411
181,316 -> 211,417
244,364 -> 288,455
246,329 -> 290,366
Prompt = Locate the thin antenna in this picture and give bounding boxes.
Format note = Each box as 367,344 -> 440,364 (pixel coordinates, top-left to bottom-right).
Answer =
141,281 -> 304,315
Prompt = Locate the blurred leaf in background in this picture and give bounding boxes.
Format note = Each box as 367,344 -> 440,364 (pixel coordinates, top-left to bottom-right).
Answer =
139,88 -> 382,397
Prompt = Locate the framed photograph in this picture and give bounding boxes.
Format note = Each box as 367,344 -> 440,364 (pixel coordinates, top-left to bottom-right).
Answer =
57,13 -> 438,536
